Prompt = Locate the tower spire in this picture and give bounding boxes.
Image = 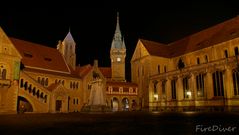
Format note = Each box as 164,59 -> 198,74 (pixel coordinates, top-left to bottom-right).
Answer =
116,12 -> 120,35
111,12 -> 125,49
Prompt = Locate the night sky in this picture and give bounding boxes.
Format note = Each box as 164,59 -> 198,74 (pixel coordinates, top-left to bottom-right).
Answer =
0,1 -> 238,81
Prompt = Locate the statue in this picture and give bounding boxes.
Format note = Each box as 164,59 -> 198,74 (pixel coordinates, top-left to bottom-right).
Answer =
81,71 -> 110,112
88,71 -> 105,106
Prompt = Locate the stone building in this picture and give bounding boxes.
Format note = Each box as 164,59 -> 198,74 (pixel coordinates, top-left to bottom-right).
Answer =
0,12 -> 138,114
131,16 -> 239,111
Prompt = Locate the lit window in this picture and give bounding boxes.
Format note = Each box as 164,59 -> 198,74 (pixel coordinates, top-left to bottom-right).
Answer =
183,77 -> 190,99
117,57 -> 121,62
196,74 -> 205,97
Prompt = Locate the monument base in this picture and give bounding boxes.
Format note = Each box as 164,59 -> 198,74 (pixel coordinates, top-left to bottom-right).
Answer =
81,105 -> 112,113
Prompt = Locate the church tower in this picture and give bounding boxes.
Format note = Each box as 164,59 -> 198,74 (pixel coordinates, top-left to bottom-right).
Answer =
57,30 -> 76,69
110,12 -> 126,82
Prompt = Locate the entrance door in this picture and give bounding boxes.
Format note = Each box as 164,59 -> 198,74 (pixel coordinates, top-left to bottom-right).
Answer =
56,100 -> 62,112
122,98 -> 129,111
112,97 -> 119,111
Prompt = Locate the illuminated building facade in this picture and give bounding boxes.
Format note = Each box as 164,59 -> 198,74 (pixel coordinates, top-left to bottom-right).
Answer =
131,16 -> 239,111
0,13 -> 138,114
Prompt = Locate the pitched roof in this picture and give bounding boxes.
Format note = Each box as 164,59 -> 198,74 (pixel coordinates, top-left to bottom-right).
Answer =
76,64 -> 93,78
139,39 -> 170,57
140,16 -> 239,58
10,37 -> 70,74
168,16 -> 239,57
99,67 -> 111,78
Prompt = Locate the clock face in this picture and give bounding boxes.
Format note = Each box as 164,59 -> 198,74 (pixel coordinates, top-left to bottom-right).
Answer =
117,57 -> 121,62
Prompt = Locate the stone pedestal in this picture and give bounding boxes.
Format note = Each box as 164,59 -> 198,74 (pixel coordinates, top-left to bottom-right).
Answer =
81,105 -> 111,113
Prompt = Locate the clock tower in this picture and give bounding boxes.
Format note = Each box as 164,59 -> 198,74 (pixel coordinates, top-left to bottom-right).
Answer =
110,12 -> 126,82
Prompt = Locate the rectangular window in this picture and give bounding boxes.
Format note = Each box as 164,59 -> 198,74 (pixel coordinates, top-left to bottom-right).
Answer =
233,70 -> 239,96
164,66 -> 167,72
171,79 -> 176,99
158,65 -> 160,74
196,74 -> 205,97
183,77 -> 190,99
224,50 -> 228,58
213,71 -> 224,96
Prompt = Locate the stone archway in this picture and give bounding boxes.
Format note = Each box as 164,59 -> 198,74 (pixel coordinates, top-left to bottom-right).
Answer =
17,96 -> 33,113
112,97 -> 119,111
122,98 -> 129,111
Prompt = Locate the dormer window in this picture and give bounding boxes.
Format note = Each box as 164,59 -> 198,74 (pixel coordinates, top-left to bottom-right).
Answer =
44,57 -> 52,62
24,52 -> 33,58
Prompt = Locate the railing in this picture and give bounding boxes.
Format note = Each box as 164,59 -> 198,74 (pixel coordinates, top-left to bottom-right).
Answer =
106,88 -> 138,95
19,71 -> 51,104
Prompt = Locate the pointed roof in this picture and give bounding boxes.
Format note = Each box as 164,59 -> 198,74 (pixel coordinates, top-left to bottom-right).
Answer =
63,30 -> 75,43
115,12 -> 121,36
111,12 -> 126,49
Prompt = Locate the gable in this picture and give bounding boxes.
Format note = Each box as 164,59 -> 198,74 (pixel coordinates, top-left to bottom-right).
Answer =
0,27 -> 21,58
131,40 -> 150,62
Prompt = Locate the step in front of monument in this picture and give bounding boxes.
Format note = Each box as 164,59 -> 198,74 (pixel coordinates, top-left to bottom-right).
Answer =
81,105 -> 112,113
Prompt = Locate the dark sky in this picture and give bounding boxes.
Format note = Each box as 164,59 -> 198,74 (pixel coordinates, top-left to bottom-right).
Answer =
0,1 -> 238,81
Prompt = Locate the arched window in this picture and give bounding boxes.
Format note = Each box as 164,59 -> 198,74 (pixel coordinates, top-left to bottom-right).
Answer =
41,78 -> 45,86
234,47 -> 239,56
197,57 -> 200,64
73,82 -> 75,89
205,55 -> 208,63
20,79 -> 24,88
76,82 -> 78,89
157,65 -> 160,74
224,50 -> 228,58
55,79 -> 58,84
45,78 -> 48,86
36,90 -> 40,98
164,66 -> 167,72
2,69 -> 6,79
62,80 -> 65,85
38,77 -> 41,83
44,95 -> 47,103
24,82 -> 28,90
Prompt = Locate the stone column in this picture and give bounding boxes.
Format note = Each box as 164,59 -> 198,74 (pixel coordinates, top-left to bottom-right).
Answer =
157,81 -> 162,101
205,72 -> 214,100
177,76 -> 184,106
190,73 -> 197,100
224,66 -> 233,105
166,79 -> 171,102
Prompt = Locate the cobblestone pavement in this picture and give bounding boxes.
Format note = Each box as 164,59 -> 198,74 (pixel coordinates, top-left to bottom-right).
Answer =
0,111 -> 239,135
